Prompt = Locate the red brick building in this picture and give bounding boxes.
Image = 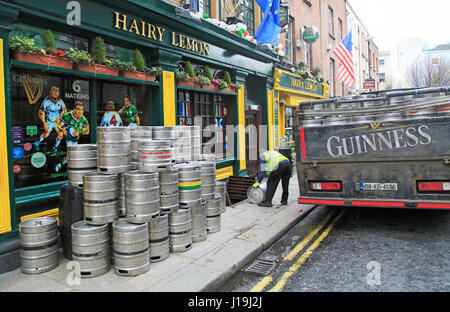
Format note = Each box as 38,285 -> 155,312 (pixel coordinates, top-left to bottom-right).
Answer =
279,0 -> 348,97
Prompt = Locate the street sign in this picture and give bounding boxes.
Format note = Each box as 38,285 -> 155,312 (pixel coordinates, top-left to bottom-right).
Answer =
363,81 -> 376,89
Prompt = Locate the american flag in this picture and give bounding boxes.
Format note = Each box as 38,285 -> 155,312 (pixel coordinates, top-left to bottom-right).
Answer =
333,31 -> 355,88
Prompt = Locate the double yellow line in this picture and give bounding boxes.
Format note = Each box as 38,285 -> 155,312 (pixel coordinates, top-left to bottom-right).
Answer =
250,208 -> 346,292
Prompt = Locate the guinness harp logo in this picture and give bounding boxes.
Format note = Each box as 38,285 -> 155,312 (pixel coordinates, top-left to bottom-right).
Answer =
13,74 -> 47,104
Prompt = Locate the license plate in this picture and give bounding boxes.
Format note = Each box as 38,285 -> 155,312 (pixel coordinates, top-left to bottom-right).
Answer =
360,183 -> 398,191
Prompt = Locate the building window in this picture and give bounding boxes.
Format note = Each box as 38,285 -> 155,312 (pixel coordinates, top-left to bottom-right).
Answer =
330,59 -> 335,97
338,18 -> 343,41
242,0 -> 255,35
191,0 -> 211,16
245,79 -> 257,102
98,82 -> 148,127
285,16 -> 294,64
379,73 -> 386,83
379,59 -> 385,66
177,90 -> 233,159
10,69 -> 91,189
328,7 -> 334,36
221,0 -> 254,34
11,23 -> 88,51
305,42 -> 312,70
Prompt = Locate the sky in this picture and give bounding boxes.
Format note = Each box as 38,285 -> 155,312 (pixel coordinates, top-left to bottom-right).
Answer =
348,0 -> 450,52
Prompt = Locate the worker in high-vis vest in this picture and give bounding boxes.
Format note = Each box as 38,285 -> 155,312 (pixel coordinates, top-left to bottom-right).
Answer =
253,149 -> 291,207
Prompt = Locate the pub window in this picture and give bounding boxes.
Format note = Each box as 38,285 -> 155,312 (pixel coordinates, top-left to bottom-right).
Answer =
177,90 -> 233,159
98,82 -> 148,127
245,80 -> 257,102
10,69 -> 91,189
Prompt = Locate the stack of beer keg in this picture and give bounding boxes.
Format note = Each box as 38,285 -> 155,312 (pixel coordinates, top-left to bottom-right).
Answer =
19,217 -> 59,274
67,144 -> 97,187
25,125 -> 227,278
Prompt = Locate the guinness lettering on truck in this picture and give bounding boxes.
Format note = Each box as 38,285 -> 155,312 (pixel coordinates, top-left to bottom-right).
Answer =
293,87 -> 450,209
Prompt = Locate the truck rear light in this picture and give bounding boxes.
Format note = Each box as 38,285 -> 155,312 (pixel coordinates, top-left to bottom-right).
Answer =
417,181 -> 450,192
309,181 -> 342,191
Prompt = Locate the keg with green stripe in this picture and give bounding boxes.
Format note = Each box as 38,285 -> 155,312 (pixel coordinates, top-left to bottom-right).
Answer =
192,160 -> 216,200
174,163 -> 202,203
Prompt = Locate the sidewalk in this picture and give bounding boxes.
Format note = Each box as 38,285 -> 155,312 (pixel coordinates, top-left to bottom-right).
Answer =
0,175 -> 315,292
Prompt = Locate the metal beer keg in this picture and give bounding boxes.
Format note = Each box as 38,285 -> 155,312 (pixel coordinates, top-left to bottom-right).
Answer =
130,126 -> 152,169
206,194 -> 222,234
97,126 -> 131,174
158,167 -> 179,213
19,217 -> 59,274
138,139 -> 173,172
71,221 -> 110,278
148,213 -> 170,262
125,171 -> 160,223
83,173 -> 119,225
174,163 -> 202,203
112,220 -> 150,276
168,207 -> 192,252
67,144 -> 97,187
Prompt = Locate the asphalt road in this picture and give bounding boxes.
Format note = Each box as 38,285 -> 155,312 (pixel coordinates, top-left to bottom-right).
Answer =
216,205 -> 450,292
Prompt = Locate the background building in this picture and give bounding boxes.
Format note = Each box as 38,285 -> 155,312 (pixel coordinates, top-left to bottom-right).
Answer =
345,1 -> 379,93
406,43 -> 450,88
378,50 -> 393,89
278,0 -> 348,97
394,37 -> 423,88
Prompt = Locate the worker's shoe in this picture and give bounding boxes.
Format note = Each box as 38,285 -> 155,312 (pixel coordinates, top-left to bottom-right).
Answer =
281,200 -> 288,206
258,202 -> 272,207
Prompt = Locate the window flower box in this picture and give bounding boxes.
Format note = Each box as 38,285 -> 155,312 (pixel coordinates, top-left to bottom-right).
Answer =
120,70 -> 155,81
14,51 -> 73,70
202,84 -> 219,90
76,63 -> 119,76
177,80 -> 201,88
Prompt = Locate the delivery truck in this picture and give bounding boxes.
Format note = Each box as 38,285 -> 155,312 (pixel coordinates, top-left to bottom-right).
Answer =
293,86 -> 450,209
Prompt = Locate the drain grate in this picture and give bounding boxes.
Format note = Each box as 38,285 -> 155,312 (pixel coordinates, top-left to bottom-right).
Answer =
242,256 -> 278,276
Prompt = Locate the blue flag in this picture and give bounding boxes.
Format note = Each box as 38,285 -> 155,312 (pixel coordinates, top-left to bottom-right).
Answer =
254,0 -> 281,45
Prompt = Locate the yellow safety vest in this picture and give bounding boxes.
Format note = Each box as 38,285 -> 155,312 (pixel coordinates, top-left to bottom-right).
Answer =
262,151 -> 288,175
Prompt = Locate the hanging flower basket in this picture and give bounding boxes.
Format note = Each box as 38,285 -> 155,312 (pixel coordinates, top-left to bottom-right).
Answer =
76,63 -> 119,76
14,51 -> 73,69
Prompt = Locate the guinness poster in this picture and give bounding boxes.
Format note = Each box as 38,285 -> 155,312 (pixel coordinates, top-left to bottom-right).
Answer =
10,70 -> 91,188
